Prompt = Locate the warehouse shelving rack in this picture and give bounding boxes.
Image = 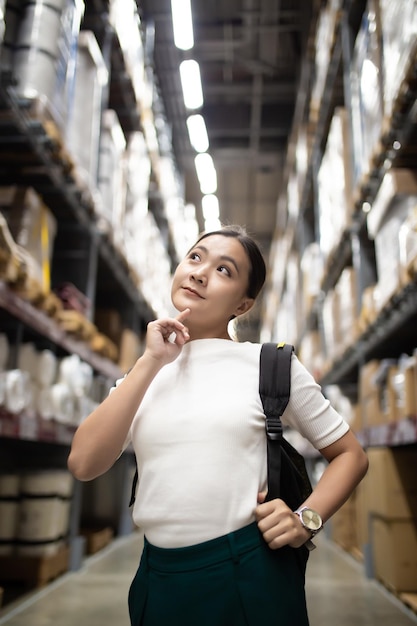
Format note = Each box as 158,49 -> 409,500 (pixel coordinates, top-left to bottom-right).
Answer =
0,2 -> 184,578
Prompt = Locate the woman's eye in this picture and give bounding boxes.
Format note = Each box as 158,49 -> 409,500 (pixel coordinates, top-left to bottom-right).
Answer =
189,252 -> 200,261
218,265 -> 231,276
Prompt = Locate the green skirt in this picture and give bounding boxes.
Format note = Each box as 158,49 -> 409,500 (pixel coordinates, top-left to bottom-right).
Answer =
128,522 -> 309,626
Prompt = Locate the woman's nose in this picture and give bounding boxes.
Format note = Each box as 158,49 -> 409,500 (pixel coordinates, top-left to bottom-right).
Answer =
191,270 -> 206,285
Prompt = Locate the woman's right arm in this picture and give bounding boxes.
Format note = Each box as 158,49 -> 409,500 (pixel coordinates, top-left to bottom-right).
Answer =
67,310 -> 190,482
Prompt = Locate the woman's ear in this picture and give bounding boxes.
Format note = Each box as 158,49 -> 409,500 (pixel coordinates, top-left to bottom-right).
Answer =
234,298 -> 254,317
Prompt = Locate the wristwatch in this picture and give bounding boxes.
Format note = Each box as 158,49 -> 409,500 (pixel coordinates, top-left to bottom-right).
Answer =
294,506 -> 323,538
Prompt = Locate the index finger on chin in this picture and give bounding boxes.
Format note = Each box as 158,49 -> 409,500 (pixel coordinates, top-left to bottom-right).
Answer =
176,308 -> 191,323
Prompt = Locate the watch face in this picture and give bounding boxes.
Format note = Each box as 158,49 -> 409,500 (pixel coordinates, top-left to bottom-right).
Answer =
300,508 -> 322,531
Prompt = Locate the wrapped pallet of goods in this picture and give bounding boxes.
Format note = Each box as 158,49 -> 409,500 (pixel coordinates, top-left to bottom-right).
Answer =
97,110 -> 127,245
379,0 -> 417,127
0,0 -> 21,75
317,108 -> 353,268
0,187 -> 57,301
66,30 -> 108,199
16,470 -> 74,557
367,169 -> 417,312
364,447 -> 417,594
350,0 -> 384,189
11,0 -> 84,134
0,474 -> 19,556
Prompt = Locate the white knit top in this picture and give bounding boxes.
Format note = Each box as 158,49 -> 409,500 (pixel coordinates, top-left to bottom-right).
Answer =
115,339 -> 349,548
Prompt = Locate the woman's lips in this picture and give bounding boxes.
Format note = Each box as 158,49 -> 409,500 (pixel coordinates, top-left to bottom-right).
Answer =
182,286 -> 204,298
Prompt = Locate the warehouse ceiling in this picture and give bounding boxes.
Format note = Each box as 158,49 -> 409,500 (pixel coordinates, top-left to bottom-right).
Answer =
138,0 -> 315,337
140,0 -> 313,246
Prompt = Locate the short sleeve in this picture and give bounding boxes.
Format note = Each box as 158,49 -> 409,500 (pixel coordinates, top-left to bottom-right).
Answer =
109,375 -> 133,453
282,355 -> 350,450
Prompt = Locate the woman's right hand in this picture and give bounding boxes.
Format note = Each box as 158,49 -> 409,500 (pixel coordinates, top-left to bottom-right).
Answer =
144,308 -> 191,366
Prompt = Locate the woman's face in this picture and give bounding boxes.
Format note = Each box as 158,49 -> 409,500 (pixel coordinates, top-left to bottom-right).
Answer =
171,234 -> 254,339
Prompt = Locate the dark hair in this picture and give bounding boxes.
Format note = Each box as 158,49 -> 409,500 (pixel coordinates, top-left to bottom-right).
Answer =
192,225 -> 266,299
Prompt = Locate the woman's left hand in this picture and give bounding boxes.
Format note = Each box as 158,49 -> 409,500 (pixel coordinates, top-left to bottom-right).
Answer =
255,492 -> 311,550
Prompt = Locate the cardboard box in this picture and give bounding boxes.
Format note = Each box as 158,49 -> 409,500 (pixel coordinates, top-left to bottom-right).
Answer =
366,447 -> 417,519
355,480 -> 370,548
373,516 -> 417,592
392,359 -> 417,420
118,328 -> 142,372
362,390 -> 386,427
386,366 -> 400,423
331,494 -> 359,551
359,360 -> 381,399
95,309 -> 123,346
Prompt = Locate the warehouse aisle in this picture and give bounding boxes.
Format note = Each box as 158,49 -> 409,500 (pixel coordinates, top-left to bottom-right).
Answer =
0,532 -> 416,626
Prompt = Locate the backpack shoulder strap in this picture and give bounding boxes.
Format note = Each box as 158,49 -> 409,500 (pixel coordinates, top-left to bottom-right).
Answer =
259,342 -> 294,503
259,342 -> 294,440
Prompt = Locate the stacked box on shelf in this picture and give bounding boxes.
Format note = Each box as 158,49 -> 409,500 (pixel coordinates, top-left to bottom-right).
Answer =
389,356 -> 417,421
66,30 -> 108,198
298,331 -> 324,382
118,328 -> 143,373
357,283 -> 379,334
272,253 -> 303,346
97,110 -> 127,245
321,289 -> 340,366
309,0 -> 342,121
399,206 -> 417,281
0,337 -> 100,427
121,134 -> 172,317
317,107 -> 353,267
109,0 -> 146,108
365,447 -> 417,593
0,0 -> 4,46
286,172 -> 300,224
0,186 -> 57,300
0,471 -> 74,558
294,122 -> 313,205
350,0 -> 384,189
94,308 -> 144,373
335,267 -> 359,354
16,471 -> 74,557
260,233 -> 291,341
158,155 -> 197,260
1,0 -> 20,75
123,210 -> 172,317
331,493 -> 359,552
367,169 -> 417,312
300,243 -> 325,315
0,474 -> 19,556
359,359 -> 388,428
325,382 -> 364,552
379,0 -> 417,125
321,266 -> 358,364
123,131 -> 151,240
9,0 -> 84,134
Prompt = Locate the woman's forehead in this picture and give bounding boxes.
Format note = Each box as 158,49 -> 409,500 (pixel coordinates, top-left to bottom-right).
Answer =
192,235 -> 249,264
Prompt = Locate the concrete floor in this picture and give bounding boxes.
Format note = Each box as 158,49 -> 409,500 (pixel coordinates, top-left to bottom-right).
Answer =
0,533 -> 416,626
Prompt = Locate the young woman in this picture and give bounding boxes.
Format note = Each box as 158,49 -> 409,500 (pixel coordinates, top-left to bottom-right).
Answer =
68,225 -> 368,626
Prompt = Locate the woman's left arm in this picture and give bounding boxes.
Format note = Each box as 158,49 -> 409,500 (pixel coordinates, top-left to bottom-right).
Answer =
256,429 -> 368,549
303,428 -> 368,522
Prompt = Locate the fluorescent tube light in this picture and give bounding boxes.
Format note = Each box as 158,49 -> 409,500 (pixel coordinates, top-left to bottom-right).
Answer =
171,0 -> 194,50
202,194 -> 219,220
204,218 -> 222,233
180,60 -> 203,109
186,114 -> 209,152
195,153 -> 217,194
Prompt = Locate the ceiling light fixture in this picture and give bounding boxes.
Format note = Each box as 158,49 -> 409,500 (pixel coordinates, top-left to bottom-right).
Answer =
179,60 -> 204,109
195,153 -> 217,195
171,0 -> 194,50
186,114 -> 209,152
202,194 -> 220,221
